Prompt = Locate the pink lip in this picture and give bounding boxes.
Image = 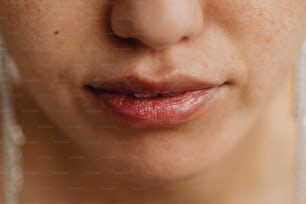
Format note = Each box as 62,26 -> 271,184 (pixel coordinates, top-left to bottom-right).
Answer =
85,76 -> 223,94
95,88 -> 220,127
85,76 -> 225,128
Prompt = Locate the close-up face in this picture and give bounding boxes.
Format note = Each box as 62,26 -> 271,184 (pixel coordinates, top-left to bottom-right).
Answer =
0,0 -> 306,187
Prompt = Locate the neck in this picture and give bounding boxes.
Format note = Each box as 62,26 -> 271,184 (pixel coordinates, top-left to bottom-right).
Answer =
3,69 -> 298,204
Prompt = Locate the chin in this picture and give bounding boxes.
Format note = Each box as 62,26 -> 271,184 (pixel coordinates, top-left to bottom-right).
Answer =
99,160 -> 205,187
84,140 -> 218,188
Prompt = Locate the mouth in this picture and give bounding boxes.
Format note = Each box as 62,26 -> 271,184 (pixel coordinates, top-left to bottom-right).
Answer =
84,76 -> 226,128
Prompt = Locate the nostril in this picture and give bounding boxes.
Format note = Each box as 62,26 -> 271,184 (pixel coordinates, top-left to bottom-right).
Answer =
111,34 -> 139,48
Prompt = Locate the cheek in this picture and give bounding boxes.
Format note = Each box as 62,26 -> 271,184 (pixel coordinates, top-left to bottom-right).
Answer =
220,0 -> 304,110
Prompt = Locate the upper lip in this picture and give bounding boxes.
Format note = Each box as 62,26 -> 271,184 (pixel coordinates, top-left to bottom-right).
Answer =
84,75 -> 225,94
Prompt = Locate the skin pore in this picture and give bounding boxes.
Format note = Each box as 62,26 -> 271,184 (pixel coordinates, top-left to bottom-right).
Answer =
0,0 -> 306,204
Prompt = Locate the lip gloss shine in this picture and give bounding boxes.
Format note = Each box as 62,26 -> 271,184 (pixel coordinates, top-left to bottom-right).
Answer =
92,87 -> 220,127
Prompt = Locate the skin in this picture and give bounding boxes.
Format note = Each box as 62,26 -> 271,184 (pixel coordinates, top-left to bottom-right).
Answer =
0,0 -> 306,203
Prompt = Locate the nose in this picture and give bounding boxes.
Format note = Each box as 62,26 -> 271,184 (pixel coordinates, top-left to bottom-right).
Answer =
110,0 -> 204,50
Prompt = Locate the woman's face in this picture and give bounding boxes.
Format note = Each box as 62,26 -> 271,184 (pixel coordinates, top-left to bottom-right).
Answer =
0,0 -> 305,186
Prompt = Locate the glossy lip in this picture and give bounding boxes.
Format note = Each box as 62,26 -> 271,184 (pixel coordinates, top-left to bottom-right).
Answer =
85,76 -> 223,94
85,75 -> 224,94
84,75 -> 226,128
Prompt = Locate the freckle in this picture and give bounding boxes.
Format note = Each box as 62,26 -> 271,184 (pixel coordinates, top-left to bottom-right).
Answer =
265,36 -> 272,43
54,31 -> 59,35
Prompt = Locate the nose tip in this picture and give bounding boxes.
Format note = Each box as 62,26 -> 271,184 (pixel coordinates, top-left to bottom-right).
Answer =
110,0 -> 204,50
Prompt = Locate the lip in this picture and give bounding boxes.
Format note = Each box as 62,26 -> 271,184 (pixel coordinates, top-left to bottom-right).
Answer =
84,76 -> 226,128
85,75 -> 224,94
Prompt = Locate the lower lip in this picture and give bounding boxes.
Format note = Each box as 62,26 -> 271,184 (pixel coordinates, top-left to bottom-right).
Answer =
90,87 -> 222,127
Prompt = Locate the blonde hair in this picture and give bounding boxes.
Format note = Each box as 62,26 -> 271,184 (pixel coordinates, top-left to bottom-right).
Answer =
0,35 -> 25,204
295,39 -> 306,204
